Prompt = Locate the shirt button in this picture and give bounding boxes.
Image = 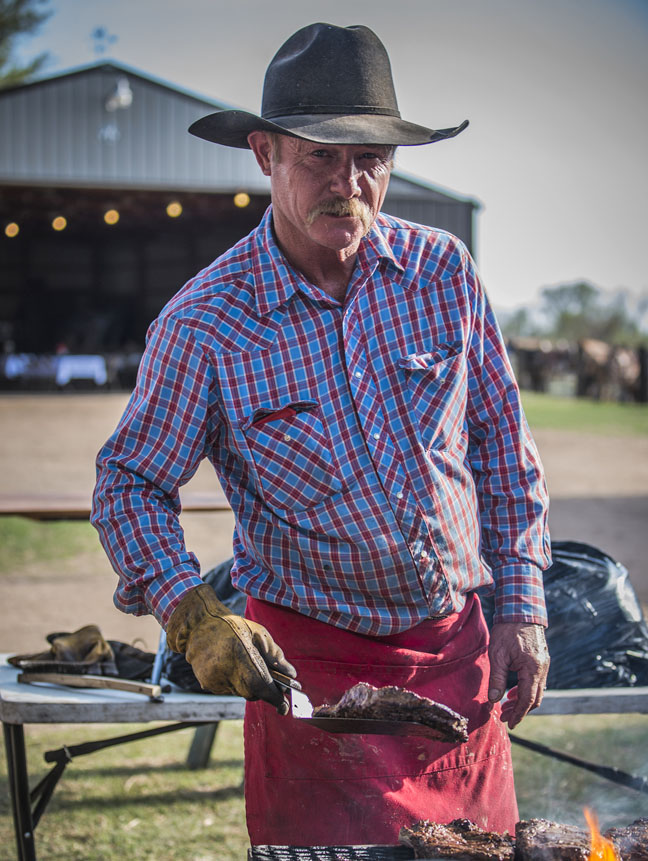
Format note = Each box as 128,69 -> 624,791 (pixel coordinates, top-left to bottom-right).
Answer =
396,492 -> 404,499
420,551 -> 428,559
373,432 -> 380,440
283,434 -> 292,441
355,371 -> 362,378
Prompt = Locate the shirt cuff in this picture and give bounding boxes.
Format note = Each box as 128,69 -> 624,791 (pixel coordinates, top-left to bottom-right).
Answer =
492,563 -> 548,627
145,569 -> 206,628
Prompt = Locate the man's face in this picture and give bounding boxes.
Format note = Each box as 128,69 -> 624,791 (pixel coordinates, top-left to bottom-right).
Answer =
248,133 -> 393,262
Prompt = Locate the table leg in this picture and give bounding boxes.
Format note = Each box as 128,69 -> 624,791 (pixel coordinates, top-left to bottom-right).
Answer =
186,722 -> 219,769
3,722 -> 37,861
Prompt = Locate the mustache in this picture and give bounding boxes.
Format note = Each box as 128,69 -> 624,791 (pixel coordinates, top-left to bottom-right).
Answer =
306,197 -> 373,229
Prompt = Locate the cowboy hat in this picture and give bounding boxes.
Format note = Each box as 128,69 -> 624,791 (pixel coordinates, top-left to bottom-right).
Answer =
189,22 -> 468,149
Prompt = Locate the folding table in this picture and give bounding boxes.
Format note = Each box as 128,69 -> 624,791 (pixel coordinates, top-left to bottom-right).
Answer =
0,656 -> 245,860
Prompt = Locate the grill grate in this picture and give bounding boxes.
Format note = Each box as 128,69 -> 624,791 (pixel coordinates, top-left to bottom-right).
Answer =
248,846 -> 415,860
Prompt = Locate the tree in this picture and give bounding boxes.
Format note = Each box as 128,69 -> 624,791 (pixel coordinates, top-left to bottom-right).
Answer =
500,307 -> 537,339
538,280 -> 645,346
0,0 -> 51,89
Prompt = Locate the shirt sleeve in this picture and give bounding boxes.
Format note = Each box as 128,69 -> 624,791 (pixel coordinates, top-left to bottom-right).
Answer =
463,255 -> 552,626
91,314 -> 215,627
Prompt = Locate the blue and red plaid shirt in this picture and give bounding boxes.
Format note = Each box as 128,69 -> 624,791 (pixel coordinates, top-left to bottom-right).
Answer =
92,207 -> 551,635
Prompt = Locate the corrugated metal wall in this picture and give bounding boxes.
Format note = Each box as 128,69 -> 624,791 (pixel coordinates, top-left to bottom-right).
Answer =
0,63 -> 477,251
0,65 -> 269,192
382,196 -> 474,250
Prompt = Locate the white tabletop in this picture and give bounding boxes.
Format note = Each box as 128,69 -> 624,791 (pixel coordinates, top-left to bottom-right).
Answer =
532,685 -> 648,716
3,655 -> 647,725
0,656 -> 245,725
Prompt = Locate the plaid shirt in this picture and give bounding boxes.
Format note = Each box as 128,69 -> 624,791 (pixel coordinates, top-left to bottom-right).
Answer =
92,207 -> 551,635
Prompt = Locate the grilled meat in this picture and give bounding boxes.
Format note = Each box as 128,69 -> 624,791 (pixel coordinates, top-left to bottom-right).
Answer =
515,818 -> 591,860
398,818 -> 515,860
605,818 -> 648,861
399,816 -> 647,860
312,682 -> 469,743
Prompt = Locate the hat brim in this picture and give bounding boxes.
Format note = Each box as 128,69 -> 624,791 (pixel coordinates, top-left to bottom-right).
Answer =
188,110 -> 468,149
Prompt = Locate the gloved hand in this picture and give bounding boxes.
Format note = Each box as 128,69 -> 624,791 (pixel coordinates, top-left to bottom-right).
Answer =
166,583 -> 297,714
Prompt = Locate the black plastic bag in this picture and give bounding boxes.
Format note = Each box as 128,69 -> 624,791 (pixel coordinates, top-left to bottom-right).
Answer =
479,541 -> 648,688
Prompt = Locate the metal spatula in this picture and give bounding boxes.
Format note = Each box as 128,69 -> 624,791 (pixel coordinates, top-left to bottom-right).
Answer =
270,670 -> 462,739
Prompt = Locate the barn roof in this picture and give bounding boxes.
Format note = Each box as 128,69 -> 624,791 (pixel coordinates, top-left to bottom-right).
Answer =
0,60 -> 479,200
0,60 -> 270,192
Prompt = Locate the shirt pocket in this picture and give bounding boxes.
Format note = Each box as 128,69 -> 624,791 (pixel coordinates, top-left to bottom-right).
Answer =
241,400 -> 344,511
398,342 -> 467,449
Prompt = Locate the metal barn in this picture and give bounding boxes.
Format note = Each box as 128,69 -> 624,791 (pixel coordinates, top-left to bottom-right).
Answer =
0,62 -> 479,355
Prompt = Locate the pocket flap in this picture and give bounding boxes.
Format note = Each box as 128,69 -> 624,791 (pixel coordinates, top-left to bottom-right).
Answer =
398,342 -> 463,371
241,400 -> 319,432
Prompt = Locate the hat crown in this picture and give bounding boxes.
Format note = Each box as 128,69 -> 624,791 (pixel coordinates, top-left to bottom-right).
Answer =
261,23 -> 401,120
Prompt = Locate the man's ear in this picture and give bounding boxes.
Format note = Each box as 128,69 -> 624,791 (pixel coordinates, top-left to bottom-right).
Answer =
248,131 -> 273,176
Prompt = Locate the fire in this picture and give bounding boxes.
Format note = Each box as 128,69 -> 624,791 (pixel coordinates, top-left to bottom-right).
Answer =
584,808 -> 619,861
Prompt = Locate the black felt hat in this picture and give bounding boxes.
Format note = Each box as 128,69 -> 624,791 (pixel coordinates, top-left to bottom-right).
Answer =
189,23 -> 468,149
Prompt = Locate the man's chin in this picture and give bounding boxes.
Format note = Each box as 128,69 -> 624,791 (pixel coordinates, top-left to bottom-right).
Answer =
323,213 -> 373,234
315,219 -> 368,247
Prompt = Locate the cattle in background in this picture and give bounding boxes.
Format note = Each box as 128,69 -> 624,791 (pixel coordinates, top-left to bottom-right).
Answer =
506,337 -> 646,403
577,338 -> 642,402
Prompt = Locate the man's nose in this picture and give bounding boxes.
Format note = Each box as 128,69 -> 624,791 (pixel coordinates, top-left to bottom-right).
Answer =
329,159 -> 362,197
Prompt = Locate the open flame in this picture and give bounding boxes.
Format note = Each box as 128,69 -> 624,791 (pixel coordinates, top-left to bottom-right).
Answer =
584,808 -> 619,860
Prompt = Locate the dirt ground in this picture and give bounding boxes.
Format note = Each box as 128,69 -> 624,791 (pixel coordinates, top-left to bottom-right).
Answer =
1,392 -> 647,653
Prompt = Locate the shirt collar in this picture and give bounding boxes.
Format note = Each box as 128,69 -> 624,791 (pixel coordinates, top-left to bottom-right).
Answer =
252,208 -> 301,317
361,216 -> 405,279
252,206 -> 405,317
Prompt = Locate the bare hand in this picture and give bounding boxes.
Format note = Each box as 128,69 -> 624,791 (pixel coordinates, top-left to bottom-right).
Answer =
488,622 -> 550,729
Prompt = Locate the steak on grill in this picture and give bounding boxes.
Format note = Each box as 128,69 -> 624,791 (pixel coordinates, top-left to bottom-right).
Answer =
398,818 -> 514,859
605,818 -> 648,861
515,819 -> 591,860
312,682 -> 469,743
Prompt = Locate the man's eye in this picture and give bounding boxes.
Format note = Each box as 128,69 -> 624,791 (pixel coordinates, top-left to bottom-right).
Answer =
360,150 -> 392,163
311,149 -> 330,158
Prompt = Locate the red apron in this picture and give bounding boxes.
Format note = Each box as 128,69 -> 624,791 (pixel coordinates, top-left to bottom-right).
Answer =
244,593 -> 517,846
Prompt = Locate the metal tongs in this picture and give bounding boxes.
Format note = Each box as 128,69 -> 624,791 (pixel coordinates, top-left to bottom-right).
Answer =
270,670 -> 455,738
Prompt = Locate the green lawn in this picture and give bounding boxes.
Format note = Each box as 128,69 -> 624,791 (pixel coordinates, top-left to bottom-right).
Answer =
0,515 -> 99,574
1,716 -> 646,859
521,391 -> 648,435
0,721 -> 247,861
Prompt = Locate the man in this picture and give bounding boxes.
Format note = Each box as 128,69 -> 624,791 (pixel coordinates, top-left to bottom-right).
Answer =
92,23 -> 551,846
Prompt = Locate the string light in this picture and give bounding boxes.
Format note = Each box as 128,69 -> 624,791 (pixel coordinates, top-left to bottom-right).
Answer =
4,222 -> 19,238
166,201 -> 183,218
52,216 -> 67,231
233,192 -> 250,208
104,209 -> 120,225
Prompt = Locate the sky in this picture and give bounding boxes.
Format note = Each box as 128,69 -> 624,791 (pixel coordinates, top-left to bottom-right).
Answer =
13,0 -> 648,312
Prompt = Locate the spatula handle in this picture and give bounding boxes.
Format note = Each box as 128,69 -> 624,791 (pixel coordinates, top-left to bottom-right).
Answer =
269,669 -> 302,691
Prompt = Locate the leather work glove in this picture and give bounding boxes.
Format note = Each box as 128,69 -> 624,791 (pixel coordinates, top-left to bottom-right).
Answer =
166,583 -> 297,714
8,624 -> 117,676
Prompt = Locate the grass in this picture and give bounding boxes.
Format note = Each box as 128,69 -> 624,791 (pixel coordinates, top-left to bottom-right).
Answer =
511,713 -> 648,829
1,716 -> 646,858
521,391 -> 648,436
0,516 -> 99,574
0,721 -> 247,861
